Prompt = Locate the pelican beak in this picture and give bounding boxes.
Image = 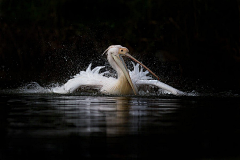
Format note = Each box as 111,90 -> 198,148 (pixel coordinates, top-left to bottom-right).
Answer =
111,53 -> 138,95
118,48 -> 160,81
104,46 -> 160,95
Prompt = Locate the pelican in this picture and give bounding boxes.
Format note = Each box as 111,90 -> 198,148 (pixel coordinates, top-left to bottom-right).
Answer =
53,45 -> 186,95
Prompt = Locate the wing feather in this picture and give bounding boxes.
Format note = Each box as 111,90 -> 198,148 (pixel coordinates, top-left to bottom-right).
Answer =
136,80 -> 186,96
129,62 -> 186,96
52,63 -> 113,94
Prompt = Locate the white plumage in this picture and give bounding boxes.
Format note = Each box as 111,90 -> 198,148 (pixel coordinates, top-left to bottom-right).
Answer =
53,45 -> 186,95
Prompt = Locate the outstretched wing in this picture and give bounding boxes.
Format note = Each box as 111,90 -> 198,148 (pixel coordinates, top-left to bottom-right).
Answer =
52,64 -> 114,94
129,63 -> 186,96
136,80 -> 186,96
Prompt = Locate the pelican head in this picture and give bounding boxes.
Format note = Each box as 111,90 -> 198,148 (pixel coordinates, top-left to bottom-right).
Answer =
103,45 -> 159,95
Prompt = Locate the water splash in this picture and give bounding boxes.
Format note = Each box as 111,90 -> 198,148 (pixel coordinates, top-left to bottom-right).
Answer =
0,82 -> 238,97
0,63 -> 238,97
17,82 -> 52,94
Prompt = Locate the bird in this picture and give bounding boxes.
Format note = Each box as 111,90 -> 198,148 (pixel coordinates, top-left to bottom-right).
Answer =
52,45 -> 186,95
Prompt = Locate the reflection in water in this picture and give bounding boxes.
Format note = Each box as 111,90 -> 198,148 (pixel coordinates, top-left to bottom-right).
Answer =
2,94 -> 240,159
106,97 -> 131,135
7,95 -> 180,137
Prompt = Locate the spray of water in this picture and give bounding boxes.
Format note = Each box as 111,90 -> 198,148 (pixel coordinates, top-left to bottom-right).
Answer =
1,63 -> 237,97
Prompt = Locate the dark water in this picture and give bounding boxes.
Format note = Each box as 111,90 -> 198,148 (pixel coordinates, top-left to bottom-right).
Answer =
0,93 -> 240,159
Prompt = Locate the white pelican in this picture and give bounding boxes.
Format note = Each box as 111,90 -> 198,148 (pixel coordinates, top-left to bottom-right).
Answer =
53,45 -> 186,95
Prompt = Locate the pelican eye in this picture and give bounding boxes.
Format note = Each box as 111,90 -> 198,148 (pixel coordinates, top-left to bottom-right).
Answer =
121,49 -> 123,52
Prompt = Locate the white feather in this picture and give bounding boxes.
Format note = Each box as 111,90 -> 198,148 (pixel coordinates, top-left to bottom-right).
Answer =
52,63 -> 115,94
129,62 -> 186,95
53,62 -> 189,96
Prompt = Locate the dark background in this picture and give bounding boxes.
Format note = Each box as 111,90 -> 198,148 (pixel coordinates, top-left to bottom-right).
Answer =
0,0 -> 239,93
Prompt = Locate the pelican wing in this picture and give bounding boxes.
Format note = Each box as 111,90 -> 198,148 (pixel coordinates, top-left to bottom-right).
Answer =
136,80 -> 186,96
52,63 -> 113,94
129,62 -> 186,96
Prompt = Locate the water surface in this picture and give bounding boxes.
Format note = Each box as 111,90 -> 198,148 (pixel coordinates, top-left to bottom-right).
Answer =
0,93 -> 240,159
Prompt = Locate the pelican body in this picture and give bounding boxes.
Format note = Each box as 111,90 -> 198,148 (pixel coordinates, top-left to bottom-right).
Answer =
53,45 -> 186,96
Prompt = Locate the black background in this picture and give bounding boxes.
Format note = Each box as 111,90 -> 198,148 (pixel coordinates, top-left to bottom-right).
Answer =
0,0 -> 239,93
